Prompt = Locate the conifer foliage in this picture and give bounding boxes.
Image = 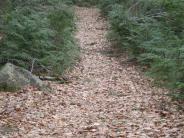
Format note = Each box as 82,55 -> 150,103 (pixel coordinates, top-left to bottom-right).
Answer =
99,0 -> 184,99
0,0 -> 79,76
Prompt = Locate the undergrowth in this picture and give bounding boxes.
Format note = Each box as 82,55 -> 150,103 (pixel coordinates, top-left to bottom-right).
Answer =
99,0 -> 184,100
72,0 -> 99,7
0,0 -> 79,76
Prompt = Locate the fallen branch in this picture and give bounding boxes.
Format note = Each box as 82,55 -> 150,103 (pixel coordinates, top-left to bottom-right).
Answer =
39,76 -> 70,84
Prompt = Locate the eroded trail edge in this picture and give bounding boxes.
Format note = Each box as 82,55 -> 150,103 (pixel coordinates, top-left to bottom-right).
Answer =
0,7 -> 183,138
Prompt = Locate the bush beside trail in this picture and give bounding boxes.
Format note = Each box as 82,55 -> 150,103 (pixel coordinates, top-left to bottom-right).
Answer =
0,0 -> 79,76
98,0 -> 184,100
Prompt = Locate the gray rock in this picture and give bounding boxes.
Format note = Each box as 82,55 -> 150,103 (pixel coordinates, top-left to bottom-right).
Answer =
0,63 -> 44,91
0,124 -> 19,135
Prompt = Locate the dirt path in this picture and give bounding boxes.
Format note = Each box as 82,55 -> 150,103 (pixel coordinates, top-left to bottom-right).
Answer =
0,7 -> 184,138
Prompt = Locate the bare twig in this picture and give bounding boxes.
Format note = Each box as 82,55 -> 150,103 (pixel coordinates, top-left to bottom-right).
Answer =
30,59 -> 36,73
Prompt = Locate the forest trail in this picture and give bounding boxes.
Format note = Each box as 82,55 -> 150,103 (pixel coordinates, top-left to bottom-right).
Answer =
0,7 -> 184,138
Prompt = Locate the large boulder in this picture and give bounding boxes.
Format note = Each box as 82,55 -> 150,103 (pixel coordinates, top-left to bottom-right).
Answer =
0,63 -> 44,91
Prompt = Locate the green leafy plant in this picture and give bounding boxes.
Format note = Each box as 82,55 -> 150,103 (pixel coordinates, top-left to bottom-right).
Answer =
99,0 -> 184,100
72,0 -> 99,7
0,0 -> 79,76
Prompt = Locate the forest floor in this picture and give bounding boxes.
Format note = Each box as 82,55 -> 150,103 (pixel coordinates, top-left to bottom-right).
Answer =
0,7 -> 184,138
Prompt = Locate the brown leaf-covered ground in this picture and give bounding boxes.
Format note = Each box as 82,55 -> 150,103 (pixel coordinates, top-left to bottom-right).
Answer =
0,7 -> 184,138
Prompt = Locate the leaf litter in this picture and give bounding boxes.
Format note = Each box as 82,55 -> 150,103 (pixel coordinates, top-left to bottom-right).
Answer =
0,7 -> 184,138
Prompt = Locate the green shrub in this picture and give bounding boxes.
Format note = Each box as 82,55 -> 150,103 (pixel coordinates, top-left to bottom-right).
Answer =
0,0 -> 79,76
99,0 -> 184,100
72,0 -> 99,7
